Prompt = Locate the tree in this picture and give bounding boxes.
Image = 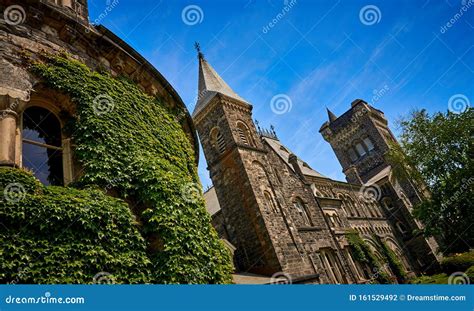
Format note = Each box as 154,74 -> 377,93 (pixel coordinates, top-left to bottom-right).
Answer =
387,108 -> 473,254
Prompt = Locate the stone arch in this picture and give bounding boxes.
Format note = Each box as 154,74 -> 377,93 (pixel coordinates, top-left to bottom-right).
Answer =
236,120 -> 254,146
314,188 -> 324,197
293,196 -> 311,226
21,105 -> 64,186
336,193 -> 348,216
263,190 -> 278,213
364,238 -> 388,274
20,85 -> 78,186
344,194 -> 359,217
384,237 -> 410,270
210,127 -> 226,154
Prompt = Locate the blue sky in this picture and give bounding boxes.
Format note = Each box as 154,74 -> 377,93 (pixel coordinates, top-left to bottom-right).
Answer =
88,0 -> 473,188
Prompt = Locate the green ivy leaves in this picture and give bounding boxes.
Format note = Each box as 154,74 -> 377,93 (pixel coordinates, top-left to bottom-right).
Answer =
0,168 -> 151,284
25,55 -> 233,284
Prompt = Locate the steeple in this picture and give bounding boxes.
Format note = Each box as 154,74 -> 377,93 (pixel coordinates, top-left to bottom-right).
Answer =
326,107 -> 337,122
193,46 -> 249,117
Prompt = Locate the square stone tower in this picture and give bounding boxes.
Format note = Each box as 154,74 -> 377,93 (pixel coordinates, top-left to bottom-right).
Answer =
320,100 -> 441,272
192,53 -> 337,280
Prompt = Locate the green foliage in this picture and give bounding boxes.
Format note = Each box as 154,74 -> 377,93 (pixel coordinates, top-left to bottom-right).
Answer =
1,54 -> 234,283
0,167 -> 151,284
409,251 -> 473,284
409,273 -> 449,284
440,251 -> 474,274
380,241 -> 406,282
387,109 -> 473,254
345,231 -> 392,284
465,265 -> 474,282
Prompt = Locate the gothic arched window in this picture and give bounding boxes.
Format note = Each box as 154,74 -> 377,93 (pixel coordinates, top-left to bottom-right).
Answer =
264,191 -> 278,213
236,121 -> 253,146
294,197 -> 311,226
354,142 -> 366,157
22,106 -> 64,186
363,137 -> 375,151
210,128 -> 226,154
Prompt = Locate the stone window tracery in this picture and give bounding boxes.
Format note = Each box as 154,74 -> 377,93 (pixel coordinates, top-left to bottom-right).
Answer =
264,191 -> 278,213
294,197 -> 311,226
236,121 -> 253,146
210,128 -> 226,154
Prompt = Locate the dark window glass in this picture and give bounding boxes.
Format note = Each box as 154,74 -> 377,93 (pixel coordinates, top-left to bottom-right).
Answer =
22,107 -> 63,186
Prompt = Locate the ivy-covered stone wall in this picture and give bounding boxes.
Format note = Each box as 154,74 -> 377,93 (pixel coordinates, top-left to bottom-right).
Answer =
0,55 -> 233,284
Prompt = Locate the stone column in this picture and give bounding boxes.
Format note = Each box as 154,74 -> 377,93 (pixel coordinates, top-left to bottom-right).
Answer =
0,60 -> 33,167
0,109 -> 18,166
0,95 -> 25,167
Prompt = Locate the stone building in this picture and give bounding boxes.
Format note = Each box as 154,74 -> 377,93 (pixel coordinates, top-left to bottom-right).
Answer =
0,0 -> 198,181
196,53 -> 440,284
0,1 -> 237,284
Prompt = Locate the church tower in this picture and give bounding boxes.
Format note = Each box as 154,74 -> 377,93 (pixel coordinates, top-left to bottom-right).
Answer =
192,50 -> 280,275
192,50 -> 331,279
320,99 -> 440,272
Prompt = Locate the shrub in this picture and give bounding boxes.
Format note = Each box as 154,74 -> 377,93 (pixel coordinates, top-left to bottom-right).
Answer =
441,251 -> 474,274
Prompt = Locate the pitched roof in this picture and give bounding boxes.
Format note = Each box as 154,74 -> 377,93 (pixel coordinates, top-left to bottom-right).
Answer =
262,136 -> 326,179
193,56 -> 249,117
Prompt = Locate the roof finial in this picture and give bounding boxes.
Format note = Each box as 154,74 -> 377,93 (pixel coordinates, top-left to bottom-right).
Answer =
270,124 -> 277,137
194,42 -> 204,60
255,119 -> 261,131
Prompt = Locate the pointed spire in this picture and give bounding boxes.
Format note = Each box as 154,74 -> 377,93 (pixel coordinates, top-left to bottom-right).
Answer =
326,107 -> 337,122
193,49 -> 249,117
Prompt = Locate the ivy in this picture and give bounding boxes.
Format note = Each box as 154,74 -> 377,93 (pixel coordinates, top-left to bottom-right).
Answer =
345,230 -> 392,284
0,168 -> 151,284
0,54 -> 233,284
380,240 -> 407,282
